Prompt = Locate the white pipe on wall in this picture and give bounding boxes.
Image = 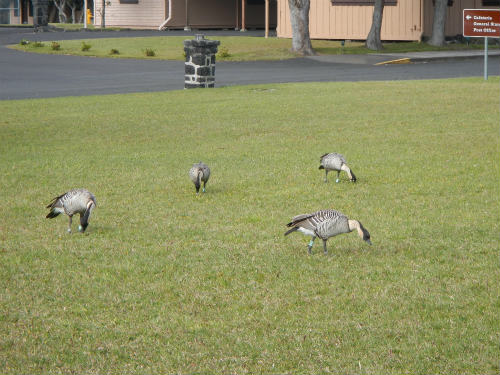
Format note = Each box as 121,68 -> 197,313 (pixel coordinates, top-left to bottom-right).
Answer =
158,0 -> 172,30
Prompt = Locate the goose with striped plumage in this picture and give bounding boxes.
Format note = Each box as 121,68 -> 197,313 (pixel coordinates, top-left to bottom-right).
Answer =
285,209 -> 371,254
319,153 -> 356,183
189,162 -> 211,194
46,188 -> 97,233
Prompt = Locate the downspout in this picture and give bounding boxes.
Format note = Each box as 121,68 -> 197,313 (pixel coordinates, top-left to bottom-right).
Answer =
158,0 -> 172,30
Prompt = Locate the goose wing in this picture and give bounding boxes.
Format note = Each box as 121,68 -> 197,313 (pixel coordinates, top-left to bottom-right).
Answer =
313,210 -> 350,239
201,164 -> 210,182
321,153 -> 346,170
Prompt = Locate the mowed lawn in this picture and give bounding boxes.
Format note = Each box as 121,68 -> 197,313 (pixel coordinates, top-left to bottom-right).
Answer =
0,78 -> 498,374
10,35 -> 488,61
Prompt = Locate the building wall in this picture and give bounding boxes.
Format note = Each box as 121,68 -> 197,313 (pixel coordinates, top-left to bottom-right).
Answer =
166,0 -> 238,28
94,0 -> 165,28
162,0 -> 277,29
422,0 -> 499,37
94,0 -> 277,30
278,0 -> 423,40
278,0 -> 500,41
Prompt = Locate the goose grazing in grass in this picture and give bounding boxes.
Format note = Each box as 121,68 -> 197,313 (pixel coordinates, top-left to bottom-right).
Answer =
46,188 -> 97,233
189,162 -> 211,194
319,153 -> 356,183
285,209 -> 371,254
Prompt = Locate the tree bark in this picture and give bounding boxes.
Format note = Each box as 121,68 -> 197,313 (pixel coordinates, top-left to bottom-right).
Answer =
71,5 -> 76,23
101,0 -> 105,28
366,0 -> 384,51
52,0 -> 68,23
288,0 -> 315,56
428,0 -> 447,46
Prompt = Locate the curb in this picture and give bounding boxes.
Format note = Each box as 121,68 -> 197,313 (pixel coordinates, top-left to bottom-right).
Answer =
373,50 -> 500,65
375,58 -> 411,65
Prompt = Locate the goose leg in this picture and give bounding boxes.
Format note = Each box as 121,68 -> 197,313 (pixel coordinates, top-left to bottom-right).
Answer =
336,171 -> 340,183
67,215 -> 73,233
322,239 -> 328,255
202,181 -> 206,193
324,170 -> 328,183
308,237 -> 316,254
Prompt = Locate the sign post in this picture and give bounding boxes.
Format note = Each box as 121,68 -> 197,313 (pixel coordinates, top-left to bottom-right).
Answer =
484,37 -> 488,80
463,9 -> 500,80
84,0 -> 87,28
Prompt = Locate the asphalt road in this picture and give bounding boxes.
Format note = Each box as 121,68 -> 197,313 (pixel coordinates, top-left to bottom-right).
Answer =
1,27 -> 499,100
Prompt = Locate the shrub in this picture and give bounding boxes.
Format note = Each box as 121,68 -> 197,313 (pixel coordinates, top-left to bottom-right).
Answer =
217,46 -> 231,59
31,41 -> 44,48
81,42 -> 91,51
51,42 -> 61,51
19,39 -> 30,46
109,48 -> 120,55
144,48 -> 156,57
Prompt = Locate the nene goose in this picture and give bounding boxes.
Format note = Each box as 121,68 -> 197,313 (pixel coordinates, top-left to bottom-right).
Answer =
46,188 -> 97,233
285,209 -> 371,254
189,162 -> 210,194
319,153 -> 356,183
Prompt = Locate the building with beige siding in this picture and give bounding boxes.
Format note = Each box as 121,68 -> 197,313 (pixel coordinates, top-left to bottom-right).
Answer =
277,0 -> 500,41
2,0 -> 497,43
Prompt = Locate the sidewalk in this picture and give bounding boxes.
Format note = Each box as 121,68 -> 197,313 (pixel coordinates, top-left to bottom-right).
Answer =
306,48 -> 500,65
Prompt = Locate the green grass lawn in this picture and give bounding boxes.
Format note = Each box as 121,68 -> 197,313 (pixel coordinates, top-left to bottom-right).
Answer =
10,35 -> 491,61
0,78 -> 499,374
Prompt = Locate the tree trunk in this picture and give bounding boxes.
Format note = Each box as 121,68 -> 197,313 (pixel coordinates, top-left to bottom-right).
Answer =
53,0 -> 68,23
49,5 -> 57,22
66,0 -> 77,23
101,0 -> 105,28
366,0 -> 384,51
428,0 -> 447,46
288,0 -> 315,56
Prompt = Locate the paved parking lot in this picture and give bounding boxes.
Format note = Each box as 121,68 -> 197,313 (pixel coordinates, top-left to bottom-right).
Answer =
1,27 -> 498,100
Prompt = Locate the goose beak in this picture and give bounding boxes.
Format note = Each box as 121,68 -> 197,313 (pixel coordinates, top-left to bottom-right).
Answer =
365,239 -> 372,245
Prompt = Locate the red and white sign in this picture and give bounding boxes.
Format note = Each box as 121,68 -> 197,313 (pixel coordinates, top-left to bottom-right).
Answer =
463,9 -> 500,38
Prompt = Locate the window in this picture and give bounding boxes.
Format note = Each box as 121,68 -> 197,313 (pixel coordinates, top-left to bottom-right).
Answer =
482,0 -> 499,5
119,0 -> 138,4
0,0 -> 12,23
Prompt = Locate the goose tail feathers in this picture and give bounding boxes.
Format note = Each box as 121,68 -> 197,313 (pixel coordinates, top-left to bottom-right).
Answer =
46,209 -> 61,219
46,195 -> 64,218
284,227 -> 299,236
